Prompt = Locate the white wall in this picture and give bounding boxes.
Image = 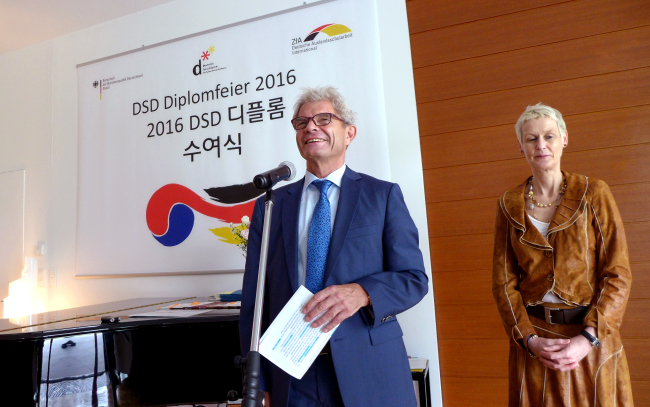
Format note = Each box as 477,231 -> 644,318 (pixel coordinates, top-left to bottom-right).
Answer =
0,37 -> 54,311
0,0 -> 441,404
377,1 -> 442,401
0,170 -> 25,301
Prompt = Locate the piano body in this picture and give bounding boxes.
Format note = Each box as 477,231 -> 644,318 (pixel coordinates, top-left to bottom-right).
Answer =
0,298 -> 243,406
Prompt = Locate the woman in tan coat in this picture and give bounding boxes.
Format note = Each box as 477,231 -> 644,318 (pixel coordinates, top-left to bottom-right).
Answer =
492,103 -> 633,406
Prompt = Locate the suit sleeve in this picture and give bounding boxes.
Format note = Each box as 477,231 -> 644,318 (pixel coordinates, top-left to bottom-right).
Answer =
491,199 -> 535,348
354,183 -> 429,329
583,180 -> 632,336
238,197 -> 270,391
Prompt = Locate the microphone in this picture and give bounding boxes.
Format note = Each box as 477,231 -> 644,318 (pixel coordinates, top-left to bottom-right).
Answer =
253,161 -> 296,189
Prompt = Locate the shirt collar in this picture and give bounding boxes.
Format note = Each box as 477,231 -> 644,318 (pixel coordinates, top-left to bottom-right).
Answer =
302,164 -> 346,192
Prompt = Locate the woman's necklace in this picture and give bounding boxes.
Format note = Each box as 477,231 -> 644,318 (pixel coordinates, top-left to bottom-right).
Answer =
528,176 -> 566,220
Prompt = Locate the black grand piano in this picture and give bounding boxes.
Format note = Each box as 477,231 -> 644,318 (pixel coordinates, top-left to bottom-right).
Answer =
0,298 -> 243,406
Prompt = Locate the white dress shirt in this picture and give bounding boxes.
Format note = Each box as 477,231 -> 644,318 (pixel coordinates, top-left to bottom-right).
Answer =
296,164 -> 346,287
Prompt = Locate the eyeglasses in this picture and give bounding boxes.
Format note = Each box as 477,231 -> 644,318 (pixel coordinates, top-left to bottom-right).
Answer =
291,113 -> 345,130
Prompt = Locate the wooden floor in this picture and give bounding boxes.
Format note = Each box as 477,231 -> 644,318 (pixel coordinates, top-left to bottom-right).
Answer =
406,0 -> 650,405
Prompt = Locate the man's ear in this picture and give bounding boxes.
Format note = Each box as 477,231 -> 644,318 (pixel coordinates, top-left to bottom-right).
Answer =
345,124 -> 357,146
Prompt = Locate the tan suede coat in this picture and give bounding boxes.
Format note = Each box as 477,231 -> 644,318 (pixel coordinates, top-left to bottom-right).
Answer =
492,171 -> 633,406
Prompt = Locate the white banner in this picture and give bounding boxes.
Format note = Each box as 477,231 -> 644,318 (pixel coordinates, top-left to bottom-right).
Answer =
76,0 -> 389,276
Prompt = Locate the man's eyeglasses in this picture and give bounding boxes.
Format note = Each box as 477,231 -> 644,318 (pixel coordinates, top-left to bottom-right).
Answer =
291,113 -> 345,130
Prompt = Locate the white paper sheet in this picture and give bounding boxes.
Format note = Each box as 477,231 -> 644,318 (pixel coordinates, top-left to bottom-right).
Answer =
259,286 -> 337,379
408,357 -> 429,372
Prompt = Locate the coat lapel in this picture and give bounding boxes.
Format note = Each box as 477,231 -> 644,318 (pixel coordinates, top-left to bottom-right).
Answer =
548,171 -> 588,234
501,177 -> 551,249
501,171 -> 589,248
501,181 -> 527,231
283,178 -> 304,292
324,167 -> 361,285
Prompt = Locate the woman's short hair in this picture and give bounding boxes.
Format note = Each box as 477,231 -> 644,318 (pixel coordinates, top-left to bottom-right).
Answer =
515,103 -> 567,144
293,86 -> 356,125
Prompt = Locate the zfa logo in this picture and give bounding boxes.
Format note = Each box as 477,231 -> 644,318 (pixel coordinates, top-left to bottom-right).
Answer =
293,23 -> 352,45
193,45 -> 215,76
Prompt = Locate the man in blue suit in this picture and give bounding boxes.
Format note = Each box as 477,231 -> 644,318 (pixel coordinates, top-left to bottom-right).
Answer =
239,86 -> 428,407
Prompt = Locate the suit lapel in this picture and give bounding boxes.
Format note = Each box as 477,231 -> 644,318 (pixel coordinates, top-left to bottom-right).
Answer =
283,179 -> 304,292
324,168 -> 361,285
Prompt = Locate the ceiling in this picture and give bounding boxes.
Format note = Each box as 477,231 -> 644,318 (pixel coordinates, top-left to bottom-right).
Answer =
0,0 -> 178,55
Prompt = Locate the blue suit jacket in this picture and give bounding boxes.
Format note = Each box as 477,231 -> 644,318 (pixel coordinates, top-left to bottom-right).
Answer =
239,167 -> 428,407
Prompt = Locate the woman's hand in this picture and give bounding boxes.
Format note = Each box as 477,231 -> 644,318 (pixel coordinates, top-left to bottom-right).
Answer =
528,328 -> 596,371
527,336 -> 570,364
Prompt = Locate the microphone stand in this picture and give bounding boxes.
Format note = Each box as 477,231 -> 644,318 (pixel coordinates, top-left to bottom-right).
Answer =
239,187 -> 274,407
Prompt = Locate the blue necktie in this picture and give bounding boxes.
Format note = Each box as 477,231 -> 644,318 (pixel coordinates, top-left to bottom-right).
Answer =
305,179 -> 333,294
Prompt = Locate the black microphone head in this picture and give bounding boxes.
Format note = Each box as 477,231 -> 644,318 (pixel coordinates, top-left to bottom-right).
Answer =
279,161 -> 296,181
253,161 -> 296,190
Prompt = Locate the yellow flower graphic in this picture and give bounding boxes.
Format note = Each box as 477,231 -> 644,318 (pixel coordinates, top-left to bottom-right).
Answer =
209,226 -> 238,244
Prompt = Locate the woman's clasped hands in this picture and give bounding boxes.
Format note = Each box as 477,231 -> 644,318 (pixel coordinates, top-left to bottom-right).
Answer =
527,329 -> 595,371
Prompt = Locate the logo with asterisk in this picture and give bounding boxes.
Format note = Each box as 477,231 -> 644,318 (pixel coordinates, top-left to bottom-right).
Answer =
201,45 -> 215,61
192,45 -> 225,76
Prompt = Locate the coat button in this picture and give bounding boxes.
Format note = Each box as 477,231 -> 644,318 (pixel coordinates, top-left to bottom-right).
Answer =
545,250 -> 553,257
547,273 -> 554,281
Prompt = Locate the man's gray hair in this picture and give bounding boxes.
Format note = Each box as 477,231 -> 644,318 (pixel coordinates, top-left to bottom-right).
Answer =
515,103 -> 567,144
293,86 -> 356,125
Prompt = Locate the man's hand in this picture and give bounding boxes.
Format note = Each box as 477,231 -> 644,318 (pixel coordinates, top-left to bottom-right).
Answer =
264,391 -> 271,406
302,283 -> 370,333
528,327 -> 596,371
